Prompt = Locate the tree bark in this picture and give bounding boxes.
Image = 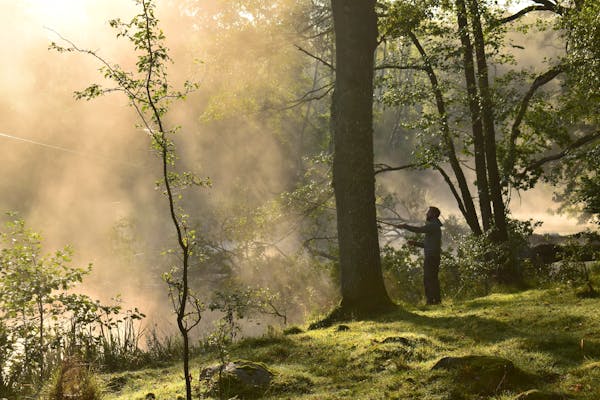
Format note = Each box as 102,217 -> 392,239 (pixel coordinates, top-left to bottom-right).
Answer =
409,32 -> 482,235
467,0 -> 509,243
455,0 -> 492,231
331,0 -> 392,313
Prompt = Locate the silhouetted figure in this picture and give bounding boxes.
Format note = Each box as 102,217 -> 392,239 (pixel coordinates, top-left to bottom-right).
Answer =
397,207 -> 443,305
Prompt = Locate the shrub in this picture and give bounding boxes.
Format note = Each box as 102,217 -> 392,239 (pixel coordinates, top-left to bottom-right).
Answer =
43,357 -> 103,400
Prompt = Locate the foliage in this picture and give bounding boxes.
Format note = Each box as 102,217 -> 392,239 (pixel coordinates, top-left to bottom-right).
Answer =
374,0 -> 600,240
546,239 -> 599,297
62,294 -> 147,371
204,284 -> 289,383
381,244 -> 424,304
552,146 -> 600,224
0,215 -> 151,397
0,215 -> 90,394
43,357 -> 103,400
185,151 -> 338,323
443,219 -> 537,295
561,0 -> 600,95
382,216 -> 539,304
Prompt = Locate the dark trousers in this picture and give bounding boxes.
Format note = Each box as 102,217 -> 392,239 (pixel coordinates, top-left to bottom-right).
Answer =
424,254 -> 441,304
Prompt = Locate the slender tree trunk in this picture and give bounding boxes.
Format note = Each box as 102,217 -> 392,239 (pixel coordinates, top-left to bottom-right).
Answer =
38,298 -> 44,384
331,0 -> 392,313
455,0 -> 492,231
160,136 -> 192,400
467,0 -> 508,243
176,250 -> 192,399
409,32 -> 482,235
468,0 -> 508,242
467,0 -> 522,285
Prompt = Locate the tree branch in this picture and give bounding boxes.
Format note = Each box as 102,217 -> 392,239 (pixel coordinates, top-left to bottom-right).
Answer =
434,165 -> 468,221
504,65 -> 564,176
374,63 -> 427,71
374,162 -> 419,175
523,130 -> 600,172
533,0 -> 564,13
494,5 -> 554,25
511,65 -> 564,143
276,83 -> 335,111
295,45 -> 335,71
302,237 -> 337,261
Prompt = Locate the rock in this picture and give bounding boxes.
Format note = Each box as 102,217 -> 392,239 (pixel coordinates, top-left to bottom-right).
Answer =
514,389 -> 570,400
432,355 -> 535,395
283,326 -> 303,335
380,336 -> 413,346
200,360 -> 273,399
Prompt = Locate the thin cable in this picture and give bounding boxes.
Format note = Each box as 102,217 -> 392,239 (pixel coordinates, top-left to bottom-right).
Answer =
0,131 -> 139,167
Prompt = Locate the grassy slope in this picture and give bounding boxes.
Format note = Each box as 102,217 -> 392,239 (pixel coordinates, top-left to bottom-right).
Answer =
101,286 -> 600,400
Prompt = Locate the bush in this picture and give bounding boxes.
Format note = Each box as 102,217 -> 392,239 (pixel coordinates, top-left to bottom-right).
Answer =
43,357 -> 103,400
381,244 -> 424,304
382,219 -> 538,303
548,240 -> 598,297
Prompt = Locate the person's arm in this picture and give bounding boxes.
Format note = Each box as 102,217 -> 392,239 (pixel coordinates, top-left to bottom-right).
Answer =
397,223 -> 432,234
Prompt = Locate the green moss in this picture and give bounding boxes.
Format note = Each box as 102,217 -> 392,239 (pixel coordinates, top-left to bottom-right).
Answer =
432,355 -> 537,395
100,282 -> 600,400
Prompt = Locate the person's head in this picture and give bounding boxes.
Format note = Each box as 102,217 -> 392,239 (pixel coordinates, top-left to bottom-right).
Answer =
426,206 -> 441,221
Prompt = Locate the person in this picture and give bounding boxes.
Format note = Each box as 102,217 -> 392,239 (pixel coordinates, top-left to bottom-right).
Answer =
397,206 -> 443,305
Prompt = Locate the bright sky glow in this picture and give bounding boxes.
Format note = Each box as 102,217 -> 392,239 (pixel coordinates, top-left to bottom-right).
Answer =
23,0 -> 91,27
238,10 -> 255,22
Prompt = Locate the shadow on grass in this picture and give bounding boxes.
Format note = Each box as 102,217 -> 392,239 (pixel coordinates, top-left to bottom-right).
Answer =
393,305 -> 594,368
308,302 -> 594,368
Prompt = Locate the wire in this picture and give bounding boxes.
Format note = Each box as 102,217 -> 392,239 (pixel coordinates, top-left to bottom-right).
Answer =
0,131 -> 139,167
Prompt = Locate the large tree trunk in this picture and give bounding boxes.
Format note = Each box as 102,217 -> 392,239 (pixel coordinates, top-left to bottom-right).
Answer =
331,0 -> 392,313
455,0 -> 492,231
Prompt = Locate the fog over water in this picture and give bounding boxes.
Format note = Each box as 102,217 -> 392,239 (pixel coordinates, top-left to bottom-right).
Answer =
0,1 -> 593,327
1,0 -> 308,327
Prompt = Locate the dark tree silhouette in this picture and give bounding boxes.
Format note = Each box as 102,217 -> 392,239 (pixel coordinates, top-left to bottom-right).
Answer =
330,0 -> 393,314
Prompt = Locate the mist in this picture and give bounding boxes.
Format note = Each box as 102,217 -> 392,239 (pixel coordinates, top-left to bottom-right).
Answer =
0,0 -> 593,334
0,0 -> 337,333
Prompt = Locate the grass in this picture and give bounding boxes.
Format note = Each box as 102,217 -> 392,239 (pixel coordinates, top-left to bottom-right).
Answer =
98,284 -> 600,399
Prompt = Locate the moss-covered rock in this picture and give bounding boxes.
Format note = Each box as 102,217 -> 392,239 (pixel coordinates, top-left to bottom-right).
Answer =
200,360 -> 273,399
283,326 -> 303,335
432,355 -> 536,395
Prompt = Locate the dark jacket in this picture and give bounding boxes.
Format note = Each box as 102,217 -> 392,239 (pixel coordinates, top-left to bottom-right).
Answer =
404,218 -> 442,256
